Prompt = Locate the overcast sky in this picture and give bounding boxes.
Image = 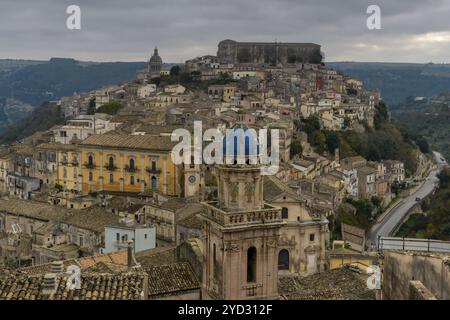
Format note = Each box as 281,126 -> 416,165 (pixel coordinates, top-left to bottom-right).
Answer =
1,0 -> 450,63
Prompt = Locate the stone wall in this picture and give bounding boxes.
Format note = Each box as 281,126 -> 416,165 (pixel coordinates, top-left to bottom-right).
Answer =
409,280 -> 437,300
382,250 -> 450,300
217,40 -> 322,65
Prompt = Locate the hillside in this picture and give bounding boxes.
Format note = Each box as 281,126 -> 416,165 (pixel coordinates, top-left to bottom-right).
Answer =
0,102 -> 65,144
297,102 -> 426,176
391,93 -> 450,160
327,62 -> 450,105
397,168 -> 450,240
0,58 -> 146,134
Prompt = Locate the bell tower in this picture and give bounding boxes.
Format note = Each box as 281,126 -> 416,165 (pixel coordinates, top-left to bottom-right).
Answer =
199,163 -> 284,299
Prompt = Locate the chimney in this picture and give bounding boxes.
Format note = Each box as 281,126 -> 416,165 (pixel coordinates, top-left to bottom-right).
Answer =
127,240 -> 134,270
51,261 -> 64,274
42,273 -> 57,295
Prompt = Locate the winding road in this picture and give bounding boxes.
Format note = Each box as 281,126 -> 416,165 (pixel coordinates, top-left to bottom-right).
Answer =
368,151 -> 447,247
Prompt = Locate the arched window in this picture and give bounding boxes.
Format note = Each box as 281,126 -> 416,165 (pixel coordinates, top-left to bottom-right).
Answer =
129,158 -> 135,170
247,246 -> 257,283
88,155 -> 93,166
130,176 -> 135,185
108,156 -> 114,169
278,249 -> 290,270
151,176 -> 157,189
88,172 -> 93,181
281,207 -> 289,219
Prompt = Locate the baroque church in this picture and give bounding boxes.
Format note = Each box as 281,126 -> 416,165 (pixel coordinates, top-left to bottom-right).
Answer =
198,128 -> 329,299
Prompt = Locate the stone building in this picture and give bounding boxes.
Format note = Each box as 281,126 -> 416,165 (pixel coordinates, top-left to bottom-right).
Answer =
148,47 -> 163,79
200,162 -> 285,300
217,39 -> 322,65
78,134 -> 180,196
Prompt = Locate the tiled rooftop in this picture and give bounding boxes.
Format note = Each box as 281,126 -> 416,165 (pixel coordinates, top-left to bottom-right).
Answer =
79,134 -> 176,152
278,267 -> 376,300
0,272 -> 146,300
146,262 -> 200,297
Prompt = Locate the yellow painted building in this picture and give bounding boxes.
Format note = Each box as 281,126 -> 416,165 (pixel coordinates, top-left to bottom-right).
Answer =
56,144 -> 81,192
78,134 -> 180,195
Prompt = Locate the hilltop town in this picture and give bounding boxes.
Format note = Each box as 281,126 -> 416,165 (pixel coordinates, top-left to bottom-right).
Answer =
0,40 -> 446,301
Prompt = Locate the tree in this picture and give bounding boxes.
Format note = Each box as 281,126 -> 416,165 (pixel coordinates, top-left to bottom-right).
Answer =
86,97 -> 96,115
96,101 -> 123,115
374,101 -> 389,129
290,140 -> 303,158
310,130 -> 326,154
325,131 -> 339,154
170,65 -> 181,77
302,116 -> 320,136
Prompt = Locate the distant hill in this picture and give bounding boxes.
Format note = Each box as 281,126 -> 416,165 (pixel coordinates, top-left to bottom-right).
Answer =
0,58 -> 146,106
0,101 -> 65,145
0,58 -> 146,134
391,93 -> 450,160
327,62 -> 450,105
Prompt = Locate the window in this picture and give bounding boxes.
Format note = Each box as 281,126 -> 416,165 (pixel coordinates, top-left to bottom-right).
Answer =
129,158 -> 135,170
108,156 -> 114,169
151,176 -> 157,189
130,176 -> 135,185
213,243 -> 216,262
63,167 -> 67,178
116,233 -> 120,242
247,247 -> 257,283
110,174 -> 114,184
88,155 -> 93,166
89,172 -> 93,181
145,234 -> 147,239
79,235 -> 84,247
151,159 -> 157,171
281,207 -> 288,219
278,249 -> 290,270
309,234 -> 315,242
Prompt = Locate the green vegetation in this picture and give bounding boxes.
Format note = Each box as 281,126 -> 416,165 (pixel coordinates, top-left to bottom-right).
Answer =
396,168 -> 450,240
290,139 -> 303,158
298,102 -> 425,176
96,101 -> 123,115
0,102 -> 64,144
392,94 -> 450,160
86,97 -> 96,115
331,197 -> 383,239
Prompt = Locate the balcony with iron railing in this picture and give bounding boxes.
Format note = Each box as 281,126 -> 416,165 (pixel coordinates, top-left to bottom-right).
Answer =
124,165 -> 138,173
84,163 -> 96,170
104,165 -> 118,171
146,166 -> 161,174
242,283 -> 262,297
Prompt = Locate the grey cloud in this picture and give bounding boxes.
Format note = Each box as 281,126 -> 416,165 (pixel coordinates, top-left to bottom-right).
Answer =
0,0 -> 449,62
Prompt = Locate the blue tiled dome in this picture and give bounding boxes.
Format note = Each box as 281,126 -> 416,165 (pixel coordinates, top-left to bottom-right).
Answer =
222,125 -> 259,157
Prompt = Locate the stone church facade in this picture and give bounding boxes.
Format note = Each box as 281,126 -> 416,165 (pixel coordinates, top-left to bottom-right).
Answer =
199,163 -> 329,300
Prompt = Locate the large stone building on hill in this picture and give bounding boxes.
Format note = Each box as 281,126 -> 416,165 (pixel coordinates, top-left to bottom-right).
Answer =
217,39 -> 322,65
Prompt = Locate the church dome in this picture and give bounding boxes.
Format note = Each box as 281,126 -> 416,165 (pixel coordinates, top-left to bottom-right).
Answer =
149,47 -> 162,65
222,124 -> 260,159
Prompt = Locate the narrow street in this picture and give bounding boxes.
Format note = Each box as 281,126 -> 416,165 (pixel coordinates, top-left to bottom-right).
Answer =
368,151 -> 447,246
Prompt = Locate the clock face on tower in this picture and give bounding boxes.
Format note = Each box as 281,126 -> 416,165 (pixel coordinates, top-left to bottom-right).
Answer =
188,175 -> 196,183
